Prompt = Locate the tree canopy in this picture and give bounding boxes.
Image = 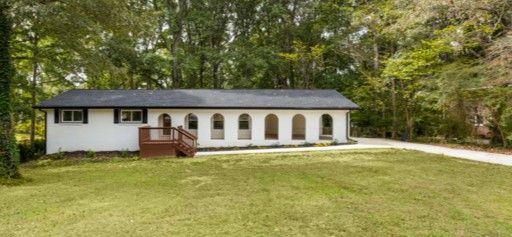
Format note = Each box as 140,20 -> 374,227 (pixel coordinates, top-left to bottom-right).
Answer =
7,0 -> 512,151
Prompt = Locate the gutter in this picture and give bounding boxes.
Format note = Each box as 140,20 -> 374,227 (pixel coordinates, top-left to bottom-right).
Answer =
33,105 -> 361,110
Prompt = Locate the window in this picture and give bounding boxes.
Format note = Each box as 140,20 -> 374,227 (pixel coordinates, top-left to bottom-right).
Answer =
265,114 -> 279,140
186,114 -> 198,129
62,110 -> 83,123
189,120 -> 198,129
239,114 -> 250,130
212,114 -> 224,129
211,113 -> 224,139
320,114 -> 333,137
292,114 -> 306,140
322,114 -> 332,128
238,114 -> 252,140
213,120 -> 224,129
121,110 -> 143,123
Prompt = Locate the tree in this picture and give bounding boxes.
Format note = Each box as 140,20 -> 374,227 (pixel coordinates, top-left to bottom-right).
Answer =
6,0 -> 512,154
0,0 -> 20,178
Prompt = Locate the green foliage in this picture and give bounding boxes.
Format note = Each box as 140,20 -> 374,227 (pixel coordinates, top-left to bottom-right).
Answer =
483,87 -> 512,147
349,0 -> 512,144
53,149 -> 65,160
118,150 -> 127,158
0,1 -> 20,179
85,150 -> 96,159
5,0 -> 512,149
17,139 -> 45,163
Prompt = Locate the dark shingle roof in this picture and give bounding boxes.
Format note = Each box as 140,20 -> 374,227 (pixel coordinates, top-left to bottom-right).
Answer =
35,89 -> 359,110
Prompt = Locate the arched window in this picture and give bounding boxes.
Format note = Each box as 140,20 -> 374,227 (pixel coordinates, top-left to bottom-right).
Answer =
265,114 -> 279,140
238,114 -> 252,140
211,113 -> 224,139
158,114 -> 172,137
320,114 -> 333,140
184,113 -> 198,136
292,114 -> 306,140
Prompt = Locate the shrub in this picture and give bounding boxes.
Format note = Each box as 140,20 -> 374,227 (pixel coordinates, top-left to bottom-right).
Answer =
54,149 -> 65,160
17,139 -> 45,163
85,150 -> 96,159
119,149 -> 130,158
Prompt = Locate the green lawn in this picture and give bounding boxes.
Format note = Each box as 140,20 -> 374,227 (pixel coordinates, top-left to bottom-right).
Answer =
1,149 -> 512,236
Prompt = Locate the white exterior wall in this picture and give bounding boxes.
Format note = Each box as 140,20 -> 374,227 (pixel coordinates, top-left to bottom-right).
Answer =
45,108 -> 349,154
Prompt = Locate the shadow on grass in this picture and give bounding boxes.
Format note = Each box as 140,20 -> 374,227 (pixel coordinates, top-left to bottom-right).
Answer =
0,176 -> 33,186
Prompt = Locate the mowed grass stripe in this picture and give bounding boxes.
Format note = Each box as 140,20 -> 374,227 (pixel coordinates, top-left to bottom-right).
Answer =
1,149 -> 511,236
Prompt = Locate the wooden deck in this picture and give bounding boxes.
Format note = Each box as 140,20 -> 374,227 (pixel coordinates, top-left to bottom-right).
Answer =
139,126 -> 197,158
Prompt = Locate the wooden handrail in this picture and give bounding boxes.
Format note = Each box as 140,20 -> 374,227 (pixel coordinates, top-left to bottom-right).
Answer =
177,126 -> 197,140
139,126 -> 197,152
176,129 -> 195,150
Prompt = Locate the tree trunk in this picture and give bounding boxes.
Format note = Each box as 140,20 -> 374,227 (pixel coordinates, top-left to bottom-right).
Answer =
373,40 -> 385,138
164,0 -> 187,88
0,2 -> 20,178
128,69 -> 135,89
404,105 -> 413,141
185,21 -> 195,88
493,111 -> 508,148
288,63 -> 295,88
212,61 -> 220,89
399,79 -> 413,141
199,52 -> 205,88
302,59 -> 311,89
391,77 -> 397,139
381,108 -> 386,138
171,22 -> 183,88
284,1 -> 297,89
30,34 -> 39,149
373,41 -> 379,70
497,124 -> 507,148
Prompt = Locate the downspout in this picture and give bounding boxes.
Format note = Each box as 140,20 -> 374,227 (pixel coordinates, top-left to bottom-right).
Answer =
44,110 -> 47,154
37,109 -> 47,155
346,111 -> 351,142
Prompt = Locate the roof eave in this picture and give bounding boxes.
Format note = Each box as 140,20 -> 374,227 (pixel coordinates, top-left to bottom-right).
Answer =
33,105 -> 359,110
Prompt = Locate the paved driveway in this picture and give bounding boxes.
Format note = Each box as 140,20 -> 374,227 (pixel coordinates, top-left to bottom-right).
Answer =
197,138 -> 512,166
354,138 -> 512,166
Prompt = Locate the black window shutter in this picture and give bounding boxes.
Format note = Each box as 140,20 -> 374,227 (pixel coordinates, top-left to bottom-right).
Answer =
82,108 -> 88,124
142,108 -> 148,123
113,109 -> 119,124
54,108 -> 60,123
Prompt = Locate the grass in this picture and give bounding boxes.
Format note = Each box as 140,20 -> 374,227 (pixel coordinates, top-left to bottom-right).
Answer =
1,149 -> 512,236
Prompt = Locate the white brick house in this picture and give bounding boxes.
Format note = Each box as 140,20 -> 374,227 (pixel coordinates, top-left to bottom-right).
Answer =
36,89 -> 359,155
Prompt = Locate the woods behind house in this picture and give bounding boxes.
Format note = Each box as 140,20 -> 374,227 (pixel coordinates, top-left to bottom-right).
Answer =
9,0 -> 512,150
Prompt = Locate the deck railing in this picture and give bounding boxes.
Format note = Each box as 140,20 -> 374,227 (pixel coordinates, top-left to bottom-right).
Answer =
139,126 -> 197,156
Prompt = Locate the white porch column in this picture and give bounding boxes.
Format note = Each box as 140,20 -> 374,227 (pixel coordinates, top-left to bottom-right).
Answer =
251,111 -> 265,144
197,112 -> 211,146
279,112 -> 293,143
224,111 -> 238,144
332,110 -> 348,143
305,112 -> 320,143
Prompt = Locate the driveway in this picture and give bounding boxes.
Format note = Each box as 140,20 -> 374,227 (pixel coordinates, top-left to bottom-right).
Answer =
197,138 -> 512,166
354,138 -> 512,166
